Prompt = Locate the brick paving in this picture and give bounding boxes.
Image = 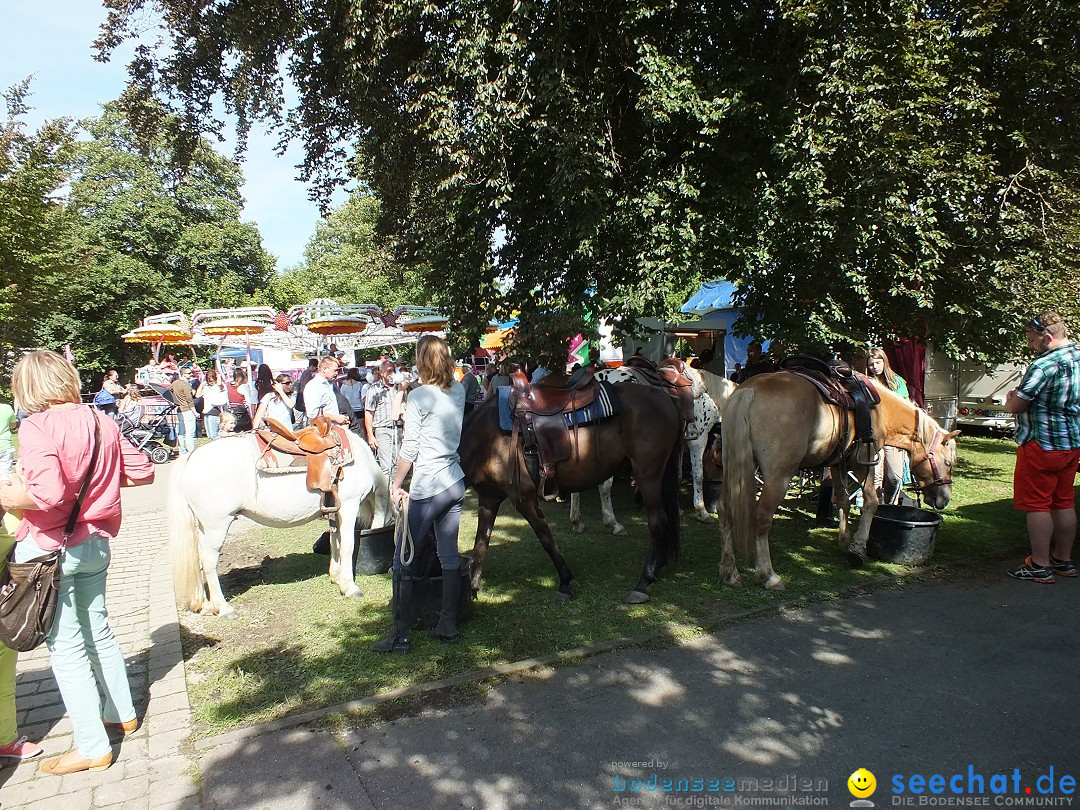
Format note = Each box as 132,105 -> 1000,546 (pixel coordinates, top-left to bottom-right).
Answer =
0,466 -> 197,809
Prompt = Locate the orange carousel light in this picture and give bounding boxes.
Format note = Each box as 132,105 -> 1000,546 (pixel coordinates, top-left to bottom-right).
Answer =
125,324 -> 192,343
399,314 -> 448,333
306,316 -> 370,335
200,318 -> 268,337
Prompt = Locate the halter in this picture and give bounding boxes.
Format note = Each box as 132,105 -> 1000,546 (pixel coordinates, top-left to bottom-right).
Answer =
909,411 -> 952,490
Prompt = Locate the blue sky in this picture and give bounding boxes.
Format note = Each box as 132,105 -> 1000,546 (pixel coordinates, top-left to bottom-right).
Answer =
0,3 -> 332,270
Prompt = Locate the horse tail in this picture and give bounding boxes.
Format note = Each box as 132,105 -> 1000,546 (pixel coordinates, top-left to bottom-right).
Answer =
722,387 -> 757,562
167,453 -> 203,612
660,428 -> 682,567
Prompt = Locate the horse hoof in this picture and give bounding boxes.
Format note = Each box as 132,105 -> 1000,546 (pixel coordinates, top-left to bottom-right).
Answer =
216,605 -> 237,619
763,574 -> 785,591
611,524 -> 627,537
341,584 -> 363,599
570,522 -> 587,534
844,550 -> 867,568
626,590 -> 650,604
695,511 -> 716,524
554,588 -> 574,603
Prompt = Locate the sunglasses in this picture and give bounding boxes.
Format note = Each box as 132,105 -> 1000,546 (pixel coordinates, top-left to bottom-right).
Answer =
1026,316 -> 1050,333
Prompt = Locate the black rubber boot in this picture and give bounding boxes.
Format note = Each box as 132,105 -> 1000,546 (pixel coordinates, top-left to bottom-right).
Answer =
814,481 -> 837,527
373,573 -> 414,653
427,568 -> 461,644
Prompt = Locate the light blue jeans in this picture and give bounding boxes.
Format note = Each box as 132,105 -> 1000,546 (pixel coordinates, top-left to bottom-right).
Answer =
204,413 -> 221,439
15,534 -> 134,759
177,409 -> 196,454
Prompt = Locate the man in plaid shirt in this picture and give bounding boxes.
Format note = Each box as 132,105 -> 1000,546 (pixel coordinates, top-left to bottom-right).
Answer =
1005,311 -> 1080,583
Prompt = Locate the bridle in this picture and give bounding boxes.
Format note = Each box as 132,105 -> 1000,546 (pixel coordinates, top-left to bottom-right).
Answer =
909,412 -> 953,491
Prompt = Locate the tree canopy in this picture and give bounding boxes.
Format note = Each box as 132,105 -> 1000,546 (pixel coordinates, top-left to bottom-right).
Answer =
35,101 -> 275,375
99,0 -> 1080,360
0,80 -> 74,374
266,192 -> 426,313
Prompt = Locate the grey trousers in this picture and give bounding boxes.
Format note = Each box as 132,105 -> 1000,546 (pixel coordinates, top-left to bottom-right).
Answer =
374,425 -> 402,479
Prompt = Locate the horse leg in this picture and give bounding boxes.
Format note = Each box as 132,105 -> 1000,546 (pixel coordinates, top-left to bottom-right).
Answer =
844,470 -> 878,566
568,492 -> 586,533
470,491 -> 504,597
627,482 -> 668,604
515,495 -> 575,601
328,519 -> 342,582
751,475 -> 788,590
197,520 -> 235,617
718,488 -> 741,587
333,499 -> 363,598
831,465 -> 852,550
598,477 -> 626,536
687,435 -> 714,523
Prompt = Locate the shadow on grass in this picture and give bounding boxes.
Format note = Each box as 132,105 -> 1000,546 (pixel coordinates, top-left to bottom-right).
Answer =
180,436 -> 1031,735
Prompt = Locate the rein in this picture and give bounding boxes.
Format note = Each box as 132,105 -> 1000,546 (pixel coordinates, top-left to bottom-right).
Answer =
909,411 -> 952,490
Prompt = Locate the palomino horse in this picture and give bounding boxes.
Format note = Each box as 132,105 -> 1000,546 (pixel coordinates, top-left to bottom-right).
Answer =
719,372 -> 958,589
167,430 -> 391,616
569,362 -> 735,533
460,382 -> 683,604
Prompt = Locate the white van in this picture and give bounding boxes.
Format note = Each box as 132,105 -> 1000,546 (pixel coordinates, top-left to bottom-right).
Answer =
923,344 -> 1024,434
955,361 -> 1025,433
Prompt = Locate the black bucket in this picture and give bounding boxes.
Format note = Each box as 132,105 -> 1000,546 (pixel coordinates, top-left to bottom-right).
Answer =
867,505 -> 943,565
312,523 -> 396,575
410,555 -> 474,630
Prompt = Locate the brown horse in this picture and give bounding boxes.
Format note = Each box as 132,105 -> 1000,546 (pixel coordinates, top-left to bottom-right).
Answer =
718,372 -> 959,589
460,382 -> 683,603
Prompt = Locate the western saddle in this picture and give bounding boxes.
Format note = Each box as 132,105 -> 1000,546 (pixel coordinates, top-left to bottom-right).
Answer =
255,416 -> 351,514
779,356 -> 882,465
508,367 -> 602,485
623,355 -> 696,422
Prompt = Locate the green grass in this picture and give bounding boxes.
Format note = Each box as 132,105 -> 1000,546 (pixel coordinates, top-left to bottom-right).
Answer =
180,434 -> 1032,736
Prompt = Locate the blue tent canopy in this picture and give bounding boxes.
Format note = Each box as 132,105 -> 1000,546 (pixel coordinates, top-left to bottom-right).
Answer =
680,280 -> 737,314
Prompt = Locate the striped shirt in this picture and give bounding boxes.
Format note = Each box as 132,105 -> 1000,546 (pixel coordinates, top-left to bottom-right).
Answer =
1015,342 -> 1080,450
364,381 -> 397,428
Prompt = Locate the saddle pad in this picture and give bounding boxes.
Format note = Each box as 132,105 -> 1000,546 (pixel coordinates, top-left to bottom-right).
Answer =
497,382 -> 620,432
498,386 -> 514,431
562,381 -> 620,427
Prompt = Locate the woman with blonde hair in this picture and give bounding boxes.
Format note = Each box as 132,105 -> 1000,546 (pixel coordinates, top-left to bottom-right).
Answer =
867,347 -> 911,505
374,335 -> 466,653
117,384 -> 143,424
0,351 -> 154,775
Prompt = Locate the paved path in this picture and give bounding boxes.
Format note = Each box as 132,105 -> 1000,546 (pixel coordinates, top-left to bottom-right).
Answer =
0,464 -> 197,810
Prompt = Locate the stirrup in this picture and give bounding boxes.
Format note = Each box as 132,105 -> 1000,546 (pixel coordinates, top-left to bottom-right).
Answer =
851,442 -> 879,467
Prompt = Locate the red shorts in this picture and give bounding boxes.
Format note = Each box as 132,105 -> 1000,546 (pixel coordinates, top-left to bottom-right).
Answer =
1013,442 -> 1080,512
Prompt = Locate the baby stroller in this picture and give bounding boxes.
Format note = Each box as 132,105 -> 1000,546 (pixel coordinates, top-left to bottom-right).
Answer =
115,402 -> 178,465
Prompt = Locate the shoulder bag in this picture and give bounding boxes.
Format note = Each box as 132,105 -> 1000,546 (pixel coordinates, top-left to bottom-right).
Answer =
0,410 -> 102,652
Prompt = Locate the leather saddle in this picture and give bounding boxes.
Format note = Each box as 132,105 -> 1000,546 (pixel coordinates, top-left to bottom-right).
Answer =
255,416 -> 350,514
508,368 -> 601,482
621,356 -> 696,423
779,356 -> 881,462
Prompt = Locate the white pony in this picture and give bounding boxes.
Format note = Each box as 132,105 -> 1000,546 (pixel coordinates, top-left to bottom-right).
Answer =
569,364 -> 735,533
167,430 -> 391,617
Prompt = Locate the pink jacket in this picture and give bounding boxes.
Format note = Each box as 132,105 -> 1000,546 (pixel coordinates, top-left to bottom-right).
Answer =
16,406 -> 154,550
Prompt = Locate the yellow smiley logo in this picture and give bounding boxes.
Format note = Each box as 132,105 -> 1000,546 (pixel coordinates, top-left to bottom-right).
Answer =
848,768 -> 877,798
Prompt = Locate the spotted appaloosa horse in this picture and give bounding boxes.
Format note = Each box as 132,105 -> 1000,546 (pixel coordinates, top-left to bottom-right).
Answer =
569,362 -> 735,534
719,372 -> 958,590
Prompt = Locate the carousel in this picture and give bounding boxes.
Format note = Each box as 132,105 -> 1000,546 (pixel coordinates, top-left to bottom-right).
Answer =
126,299 -> 448,379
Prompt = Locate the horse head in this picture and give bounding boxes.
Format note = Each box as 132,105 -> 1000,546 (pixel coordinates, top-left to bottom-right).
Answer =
909,411 -> 960,509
